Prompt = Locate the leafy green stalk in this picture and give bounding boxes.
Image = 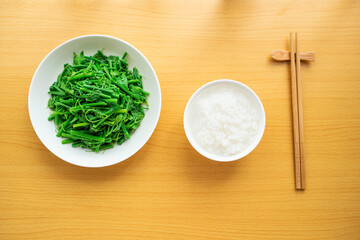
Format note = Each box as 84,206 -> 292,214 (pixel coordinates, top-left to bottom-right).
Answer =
47,50 -> 149,152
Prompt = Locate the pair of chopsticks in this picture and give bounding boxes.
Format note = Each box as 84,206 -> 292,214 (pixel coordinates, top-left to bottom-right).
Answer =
289,32 -> 306,190
271,33 -> 314,190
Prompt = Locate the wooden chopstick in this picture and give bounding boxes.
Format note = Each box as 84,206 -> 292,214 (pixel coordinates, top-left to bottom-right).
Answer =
295,32 -> 306,189
290,33 -> 302,190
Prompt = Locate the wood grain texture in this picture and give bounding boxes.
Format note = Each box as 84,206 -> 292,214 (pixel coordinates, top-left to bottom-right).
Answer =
1,0 -> 360,239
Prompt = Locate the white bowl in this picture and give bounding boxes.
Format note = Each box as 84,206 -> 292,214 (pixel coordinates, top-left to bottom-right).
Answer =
28,35 -> 161,167
184,79 -> 265,162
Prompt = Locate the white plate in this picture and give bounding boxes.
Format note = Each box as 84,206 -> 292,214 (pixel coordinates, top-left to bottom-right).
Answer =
28,35 -> 161,167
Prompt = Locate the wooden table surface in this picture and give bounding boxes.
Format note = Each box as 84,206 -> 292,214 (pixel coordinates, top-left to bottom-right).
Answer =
1,0 -> 360,239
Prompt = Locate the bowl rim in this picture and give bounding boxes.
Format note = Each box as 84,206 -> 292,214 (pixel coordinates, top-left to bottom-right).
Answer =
183,79 -> 266,162
28,34 -> 161,167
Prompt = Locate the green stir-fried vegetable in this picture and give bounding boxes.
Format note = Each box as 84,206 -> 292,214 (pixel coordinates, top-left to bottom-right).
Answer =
48,50 -> 149,152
